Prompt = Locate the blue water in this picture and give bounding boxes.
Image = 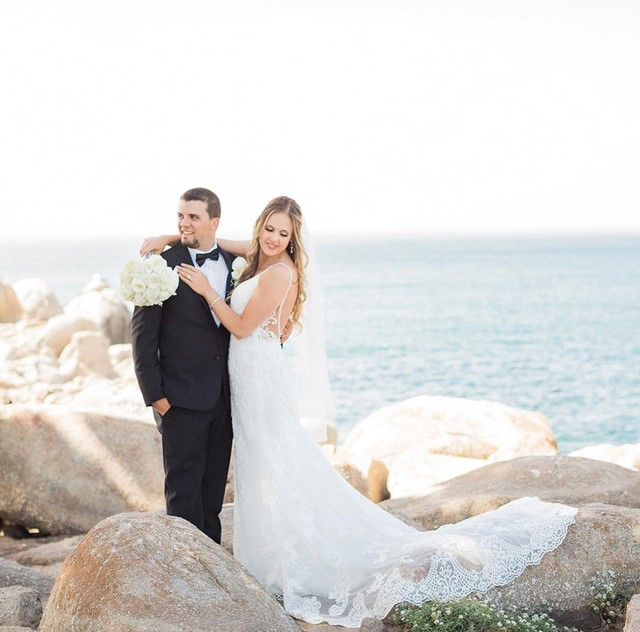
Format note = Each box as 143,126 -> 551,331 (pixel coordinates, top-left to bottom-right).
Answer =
2,236 -> 639,453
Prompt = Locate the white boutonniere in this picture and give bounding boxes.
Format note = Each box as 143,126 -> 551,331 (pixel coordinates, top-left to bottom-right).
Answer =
119,254 -> 179,306
231,257 -> 247,286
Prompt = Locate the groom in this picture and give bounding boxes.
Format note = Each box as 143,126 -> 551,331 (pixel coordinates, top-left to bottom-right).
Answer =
131,187 -> 235,544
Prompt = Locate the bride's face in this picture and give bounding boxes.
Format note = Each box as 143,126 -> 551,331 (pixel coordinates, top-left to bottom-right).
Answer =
259,212 -> 293,257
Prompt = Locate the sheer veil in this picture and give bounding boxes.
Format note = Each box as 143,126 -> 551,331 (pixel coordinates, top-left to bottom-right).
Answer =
292,220 -> 336,443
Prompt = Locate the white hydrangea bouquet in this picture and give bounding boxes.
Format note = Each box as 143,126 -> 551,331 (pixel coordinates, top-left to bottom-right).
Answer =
120,255 -> 179,306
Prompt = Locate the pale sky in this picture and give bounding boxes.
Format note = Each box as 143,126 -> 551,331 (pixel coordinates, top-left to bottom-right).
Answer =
1,1 -> 639,239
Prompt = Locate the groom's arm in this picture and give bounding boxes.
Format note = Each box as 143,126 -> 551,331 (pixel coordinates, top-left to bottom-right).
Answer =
131,304 -> 166,407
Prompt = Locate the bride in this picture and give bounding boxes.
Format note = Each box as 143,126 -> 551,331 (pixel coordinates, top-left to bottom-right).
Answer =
143,196 -> 577,628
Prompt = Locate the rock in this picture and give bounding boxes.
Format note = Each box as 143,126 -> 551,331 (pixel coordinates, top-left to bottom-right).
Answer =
0,586 -> 42,629
0,405 -> 164,535
381,456 -> 640,531
11,280 -> 61,322
35,314 -> 100,356
483,504 -> 640,629
570,443 -> 640,471
359,618 -> 390,631
625,594 -> 640,631
42,376 -> 152,421
5,536 -> 84,578
108,343 -> 135,379
220,504 -> 234,555
345,396 -> 558,497
39,511 -> 300,632
64,278 -> 131,344
58,331 -> 116,379
387,450 -> 485,498
0,626 -> 35,631
296,622 -> 358,632
320,445 -> 389,502
0,559 -> 54,595
0,285 -> 21,324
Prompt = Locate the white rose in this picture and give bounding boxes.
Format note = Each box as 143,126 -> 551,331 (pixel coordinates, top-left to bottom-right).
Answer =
131,278 -> 146,293
149,254 -> 166,269
231,257 -> 247,282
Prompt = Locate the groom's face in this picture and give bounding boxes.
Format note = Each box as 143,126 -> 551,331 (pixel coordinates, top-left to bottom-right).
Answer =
177,199 -> 219,250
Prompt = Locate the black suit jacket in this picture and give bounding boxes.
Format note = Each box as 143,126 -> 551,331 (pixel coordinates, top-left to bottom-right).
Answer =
131,244 -> 235,412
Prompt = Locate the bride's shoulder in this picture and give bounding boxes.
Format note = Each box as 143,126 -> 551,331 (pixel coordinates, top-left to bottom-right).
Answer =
260,262 -> 297,285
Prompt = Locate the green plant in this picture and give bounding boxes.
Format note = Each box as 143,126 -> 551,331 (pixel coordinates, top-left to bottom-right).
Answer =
392,598 -> 580,632
587,570 -> 634,627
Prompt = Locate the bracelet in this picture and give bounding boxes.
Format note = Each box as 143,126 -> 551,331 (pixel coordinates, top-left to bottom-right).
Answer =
209,296 -> 223,310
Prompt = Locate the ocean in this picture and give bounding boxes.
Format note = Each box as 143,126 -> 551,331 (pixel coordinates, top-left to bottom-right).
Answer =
2,235 -> 638,453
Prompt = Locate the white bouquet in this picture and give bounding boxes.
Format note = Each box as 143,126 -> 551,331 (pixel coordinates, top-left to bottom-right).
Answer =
120,255 -> 179,306
231,257 -> 248,285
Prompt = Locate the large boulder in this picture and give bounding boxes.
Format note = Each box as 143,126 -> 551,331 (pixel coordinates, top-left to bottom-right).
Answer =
64,276 -> 131,344
0,405 -> 164,534
380,455 -> 640,530
345,396 -> 558,497
483,504 -> 640,629
39,511 -> 300,632
35,314 -> 100,356
58,331 -> 116,379
0,285 -> 21,324
570,443 -> 640,471
11,280 -> 61,322
0,586 -> 42,629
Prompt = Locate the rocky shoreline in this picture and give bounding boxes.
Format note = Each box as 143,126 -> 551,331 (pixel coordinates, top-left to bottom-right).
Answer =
1,276 -> 639,631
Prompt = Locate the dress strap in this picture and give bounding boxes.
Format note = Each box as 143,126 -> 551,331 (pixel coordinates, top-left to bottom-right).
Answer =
262,263 -> 294,339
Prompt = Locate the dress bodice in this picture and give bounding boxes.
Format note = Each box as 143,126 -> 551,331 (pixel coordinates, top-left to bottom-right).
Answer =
230,263 -> 293,343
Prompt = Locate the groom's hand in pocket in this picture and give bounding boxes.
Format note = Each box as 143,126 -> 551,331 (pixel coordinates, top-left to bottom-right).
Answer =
152,397 -> 172,416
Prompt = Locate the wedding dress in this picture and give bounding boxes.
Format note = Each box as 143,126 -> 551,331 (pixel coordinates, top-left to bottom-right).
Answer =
228,262 -> 577,628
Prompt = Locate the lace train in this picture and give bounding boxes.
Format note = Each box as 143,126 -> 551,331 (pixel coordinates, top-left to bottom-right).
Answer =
229,271 -> 577,628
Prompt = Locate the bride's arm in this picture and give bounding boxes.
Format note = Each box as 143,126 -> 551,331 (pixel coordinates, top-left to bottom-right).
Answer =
216,238 -> 250,257
177,263 -> 291,339
140,234 -> 180,256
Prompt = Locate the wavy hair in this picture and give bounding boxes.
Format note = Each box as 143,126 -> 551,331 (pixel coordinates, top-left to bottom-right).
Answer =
237,196 -> 307,329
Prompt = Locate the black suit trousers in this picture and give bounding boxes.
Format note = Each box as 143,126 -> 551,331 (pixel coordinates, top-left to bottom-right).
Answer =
154,395 -> 233,544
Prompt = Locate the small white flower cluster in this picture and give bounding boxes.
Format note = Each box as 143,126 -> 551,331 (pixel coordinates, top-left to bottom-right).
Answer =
231,257 -> 247,285
397,598 -> 579,632
120,255 -> 179,306
588,569 -> 629,624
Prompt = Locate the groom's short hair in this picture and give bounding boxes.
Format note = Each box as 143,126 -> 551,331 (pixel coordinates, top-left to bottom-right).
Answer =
180,188 -> 221,219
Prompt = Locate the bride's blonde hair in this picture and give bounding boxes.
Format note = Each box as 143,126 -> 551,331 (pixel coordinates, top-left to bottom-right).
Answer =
237,196 -> 307,329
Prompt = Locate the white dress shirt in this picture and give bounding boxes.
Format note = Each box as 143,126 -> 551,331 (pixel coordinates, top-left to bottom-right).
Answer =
188,242 -> 228,326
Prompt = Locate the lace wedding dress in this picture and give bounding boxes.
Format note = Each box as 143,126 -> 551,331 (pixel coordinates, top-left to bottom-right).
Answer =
228,263 -> 578,628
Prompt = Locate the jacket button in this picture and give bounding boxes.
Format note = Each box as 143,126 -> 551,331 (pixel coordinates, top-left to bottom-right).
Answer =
215,355 -> 220,361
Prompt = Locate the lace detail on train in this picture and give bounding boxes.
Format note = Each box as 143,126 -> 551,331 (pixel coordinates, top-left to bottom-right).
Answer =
228,272 -> 578,628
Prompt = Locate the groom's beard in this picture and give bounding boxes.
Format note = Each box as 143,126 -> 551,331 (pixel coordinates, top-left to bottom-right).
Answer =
181,234 -> 200,249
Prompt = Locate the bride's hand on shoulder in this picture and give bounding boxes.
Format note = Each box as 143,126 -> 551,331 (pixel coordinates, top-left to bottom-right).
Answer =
177,263 -> 213,298
139,234 -> 180,257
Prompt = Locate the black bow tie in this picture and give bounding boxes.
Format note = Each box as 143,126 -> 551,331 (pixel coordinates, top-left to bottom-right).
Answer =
195,248 -> 220,267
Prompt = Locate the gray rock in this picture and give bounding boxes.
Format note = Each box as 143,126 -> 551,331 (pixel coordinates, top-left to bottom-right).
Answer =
0,405 -> 164,534
481,504 -> 640,629
625,594 -> 640,631
0,558 -> 53,595
0,586 -> 42,629
381,455 -> 640,530
11,280 -> 62,322
40,511 -> 300,632
6,536 -> 83,568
